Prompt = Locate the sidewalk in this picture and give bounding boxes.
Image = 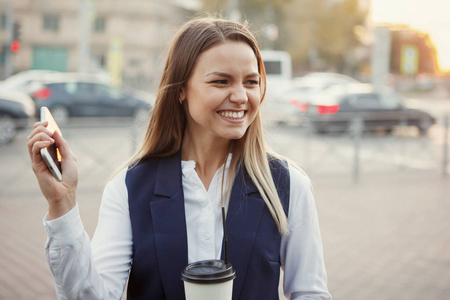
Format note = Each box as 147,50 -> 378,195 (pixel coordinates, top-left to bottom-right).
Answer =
1,169 -> 449,299
312,171 -> 450,300
1,124 -> 449,299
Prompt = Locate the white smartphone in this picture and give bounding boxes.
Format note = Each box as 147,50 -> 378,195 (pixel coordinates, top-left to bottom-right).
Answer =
40,107 -> 63,181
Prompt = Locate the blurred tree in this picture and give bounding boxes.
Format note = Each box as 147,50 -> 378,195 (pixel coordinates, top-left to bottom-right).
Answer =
200,0 -> 227,16
282,0 -> 326,74
199,0 -> 292,49
199,0 -> 368,75
279,0 -> 369,74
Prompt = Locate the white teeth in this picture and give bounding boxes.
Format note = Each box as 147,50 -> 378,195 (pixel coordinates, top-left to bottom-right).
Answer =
219,111 -> 244,120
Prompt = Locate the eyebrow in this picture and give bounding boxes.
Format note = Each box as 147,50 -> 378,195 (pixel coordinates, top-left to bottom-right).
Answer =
205,71 -> 260,78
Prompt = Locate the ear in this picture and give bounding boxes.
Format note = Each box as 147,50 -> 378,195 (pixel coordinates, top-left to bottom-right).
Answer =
179,87 -> 186,103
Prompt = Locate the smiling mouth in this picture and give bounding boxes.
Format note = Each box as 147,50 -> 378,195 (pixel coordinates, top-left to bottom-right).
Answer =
218,111 -> 245,120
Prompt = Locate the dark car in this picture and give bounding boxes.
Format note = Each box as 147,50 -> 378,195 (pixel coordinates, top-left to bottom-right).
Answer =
0,90 -> 36,144
306,83 -> 436,134
29,74 -> 154,124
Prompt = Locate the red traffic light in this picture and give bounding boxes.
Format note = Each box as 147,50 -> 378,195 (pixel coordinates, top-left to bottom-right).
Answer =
11,41 -> 20,53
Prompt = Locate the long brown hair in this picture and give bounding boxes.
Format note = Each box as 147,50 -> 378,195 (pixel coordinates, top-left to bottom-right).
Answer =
129,17 -> 288,234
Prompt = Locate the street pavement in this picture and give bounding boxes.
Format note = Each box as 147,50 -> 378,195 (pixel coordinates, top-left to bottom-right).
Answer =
1,119 -> 449,300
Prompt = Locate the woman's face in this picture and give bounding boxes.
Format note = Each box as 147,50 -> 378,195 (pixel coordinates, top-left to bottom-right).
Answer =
181,40 -> 261,143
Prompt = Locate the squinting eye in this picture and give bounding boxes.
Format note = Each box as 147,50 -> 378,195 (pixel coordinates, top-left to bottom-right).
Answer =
213,80 -> 228,84
247,80 -> 259,85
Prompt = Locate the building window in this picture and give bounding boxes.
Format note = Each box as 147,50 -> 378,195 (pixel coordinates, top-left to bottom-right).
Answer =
0,15 -> 6,30
92,53 -> 106,68
93,17 -> 106,33
43,15 -> 59,31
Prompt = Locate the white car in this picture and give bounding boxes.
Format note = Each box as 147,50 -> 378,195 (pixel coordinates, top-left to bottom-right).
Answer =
0,70 -> 60,93
0,90 -> 36,144
288,72 -> 360,107
262,72 -> 360,125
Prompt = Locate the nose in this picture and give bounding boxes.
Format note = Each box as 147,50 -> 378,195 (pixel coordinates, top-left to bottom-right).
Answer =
229,84 -> 248,104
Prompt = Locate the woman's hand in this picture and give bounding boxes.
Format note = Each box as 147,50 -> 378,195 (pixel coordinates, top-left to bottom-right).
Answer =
27,121 -> 78,220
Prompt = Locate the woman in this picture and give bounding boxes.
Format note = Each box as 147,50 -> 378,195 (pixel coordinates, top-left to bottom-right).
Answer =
27,17 -> 331,299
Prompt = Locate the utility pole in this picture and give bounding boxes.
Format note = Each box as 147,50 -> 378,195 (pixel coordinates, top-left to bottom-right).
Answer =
3,3 -> 14,78
371,27 -> 391,91
78,0 -> 92,72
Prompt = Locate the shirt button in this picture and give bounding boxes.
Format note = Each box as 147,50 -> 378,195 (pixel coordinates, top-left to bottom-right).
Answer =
205,234 -> 210,240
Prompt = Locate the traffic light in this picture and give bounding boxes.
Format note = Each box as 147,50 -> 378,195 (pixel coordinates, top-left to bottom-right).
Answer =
13,22 -> 21,42
10,41 -> 20,53
11,22 -> 21,53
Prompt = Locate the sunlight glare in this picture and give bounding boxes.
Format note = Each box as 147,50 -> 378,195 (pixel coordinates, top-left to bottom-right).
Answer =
371,0 -> 450,72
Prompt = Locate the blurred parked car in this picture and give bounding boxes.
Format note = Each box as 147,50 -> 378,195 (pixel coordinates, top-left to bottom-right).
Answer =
0,90 -> 36,144
306,83 -> 436,134
29,73 -> 154,124
0,70 -> 61,93
261,72 -> 360,125
288,72 -> 360,110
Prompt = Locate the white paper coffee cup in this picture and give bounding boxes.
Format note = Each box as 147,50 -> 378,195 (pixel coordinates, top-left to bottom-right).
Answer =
181,259 -> 236,300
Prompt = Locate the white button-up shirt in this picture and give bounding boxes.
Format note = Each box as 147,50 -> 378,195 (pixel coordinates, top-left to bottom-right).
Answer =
44,159 -> 331,299
182,158 -> 230,263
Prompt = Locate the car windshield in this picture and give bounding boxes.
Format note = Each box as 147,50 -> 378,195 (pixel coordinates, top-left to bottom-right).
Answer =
0,70 -> 59,91
309,89 -> 343,105
94,84 -> 123,99
299,72 -> 359,83
378,92 -> 401,109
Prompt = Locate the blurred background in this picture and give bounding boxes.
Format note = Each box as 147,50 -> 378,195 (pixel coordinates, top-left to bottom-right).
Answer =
0,0 -> 449,299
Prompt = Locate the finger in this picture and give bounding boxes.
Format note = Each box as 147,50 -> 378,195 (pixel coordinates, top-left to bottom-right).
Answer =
30,141 -> 52,172
51,131 -> 78,185
32,121 -> 48,130
31,140 -> 51,157
27,123 -> 53,142
27,129 -> 54,149
53,131 -> 74,160
27,132 -> 55,158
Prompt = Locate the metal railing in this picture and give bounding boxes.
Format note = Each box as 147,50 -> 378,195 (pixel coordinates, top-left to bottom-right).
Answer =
0,114 -> 448,197
264,112 -> 450,182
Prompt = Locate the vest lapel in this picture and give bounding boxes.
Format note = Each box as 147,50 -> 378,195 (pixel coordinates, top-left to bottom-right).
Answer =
150,152 -> 188,299
224,167 -> 265,300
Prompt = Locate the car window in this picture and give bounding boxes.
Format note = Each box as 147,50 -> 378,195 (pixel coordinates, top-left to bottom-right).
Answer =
64,82 -> 77,94
94,84 -> 123,100
350,93 -> 381,109
64,82 -> 92,100
378,93 -> 400,109
310,93 -> 342,105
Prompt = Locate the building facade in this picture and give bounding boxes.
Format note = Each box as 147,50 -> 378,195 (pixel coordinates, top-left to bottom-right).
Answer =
0,0 -> 200,91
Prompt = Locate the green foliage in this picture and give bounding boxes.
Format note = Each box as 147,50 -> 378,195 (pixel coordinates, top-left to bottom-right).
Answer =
200,0 -> 227,15
199,0 -> 368,73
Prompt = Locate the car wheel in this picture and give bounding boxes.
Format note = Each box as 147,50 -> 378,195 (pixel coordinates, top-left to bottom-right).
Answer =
0,114 -> 17,144
314,126 -> 329,134
418,119 -> 433,135
50,105 -> 70,125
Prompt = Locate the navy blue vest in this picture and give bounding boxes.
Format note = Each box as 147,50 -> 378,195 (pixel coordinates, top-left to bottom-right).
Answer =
125,151 -> 290,300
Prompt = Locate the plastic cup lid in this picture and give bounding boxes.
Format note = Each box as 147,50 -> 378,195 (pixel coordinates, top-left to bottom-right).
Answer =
181,259 -> 236,284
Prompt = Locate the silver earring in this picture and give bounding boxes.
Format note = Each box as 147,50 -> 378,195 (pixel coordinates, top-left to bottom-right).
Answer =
179,98 -> 183,104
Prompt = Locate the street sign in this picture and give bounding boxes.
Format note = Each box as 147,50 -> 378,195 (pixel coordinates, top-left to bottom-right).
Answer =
108,37 -> 123,86
400,44 -> 419,75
